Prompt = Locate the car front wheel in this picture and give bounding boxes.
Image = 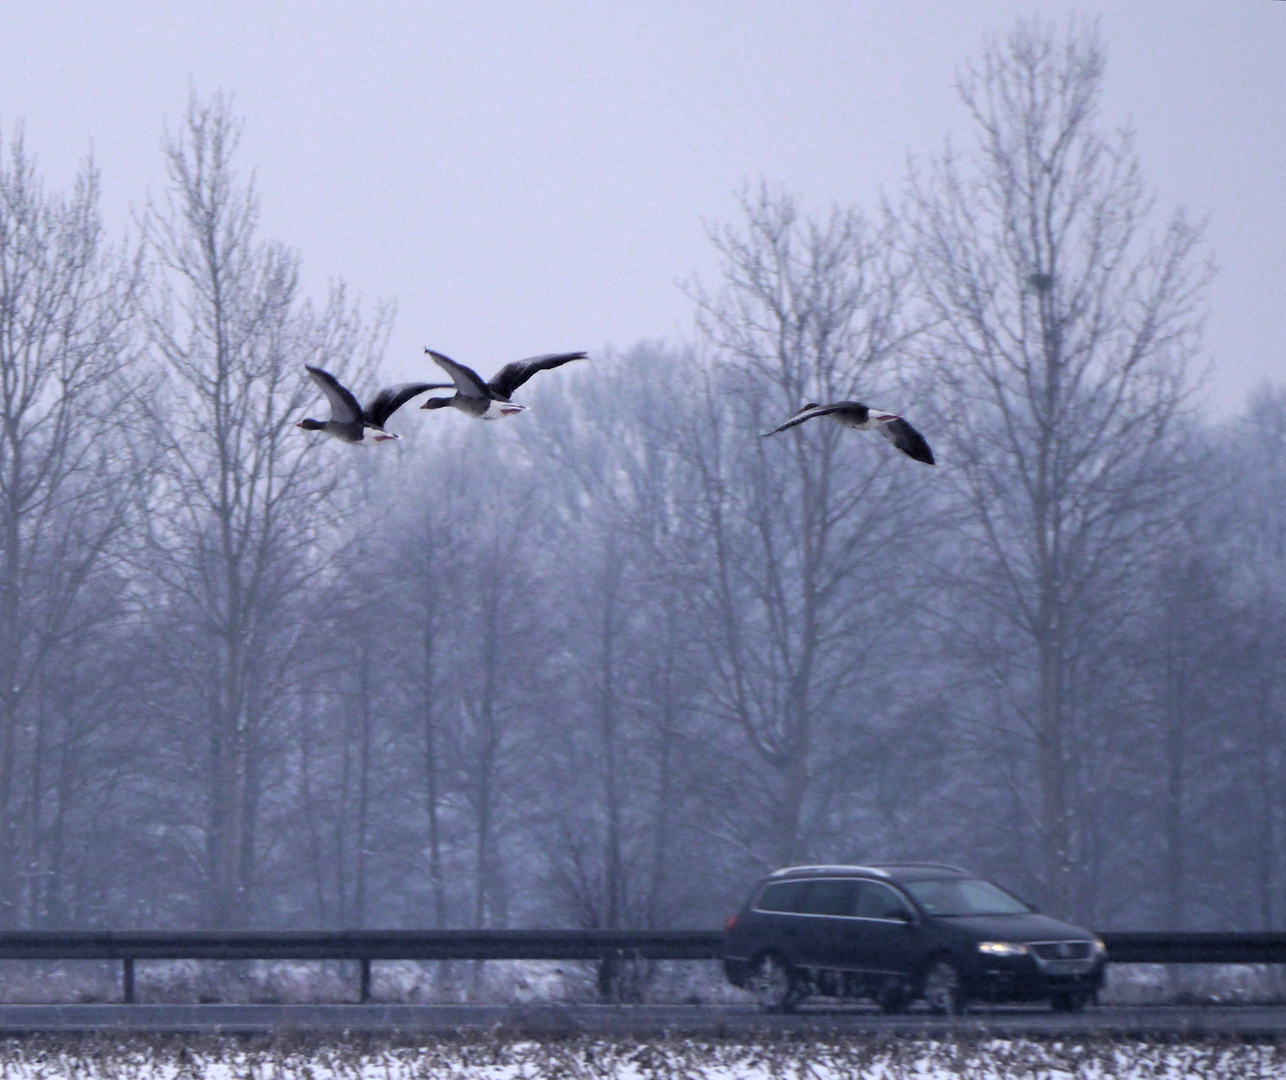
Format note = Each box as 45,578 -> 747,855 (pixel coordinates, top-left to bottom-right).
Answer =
749,953 -> 799,1013
877,978 -> 913,1014
921,958 -> 965,1016
1050,989 -> 1090,1012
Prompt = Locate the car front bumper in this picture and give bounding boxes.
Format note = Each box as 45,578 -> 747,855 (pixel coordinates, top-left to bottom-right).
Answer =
970,957 -> 1106,1002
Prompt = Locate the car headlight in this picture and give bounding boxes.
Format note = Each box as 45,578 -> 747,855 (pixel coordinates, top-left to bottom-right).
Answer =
977,941 -> 1029,957
1092,937 -> 1107,957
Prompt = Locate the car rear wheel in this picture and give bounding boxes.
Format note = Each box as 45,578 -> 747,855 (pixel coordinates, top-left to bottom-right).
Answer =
922,958 -> 965,1016
749,953 -> 799,1013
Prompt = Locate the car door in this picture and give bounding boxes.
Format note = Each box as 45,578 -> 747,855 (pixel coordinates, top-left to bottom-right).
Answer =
792,877 -> 861,972
751,878 -> 810,968
852,880 -> 920,976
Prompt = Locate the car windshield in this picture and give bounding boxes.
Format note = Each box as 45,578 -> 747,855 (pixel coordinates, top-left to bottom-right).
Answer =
904,877 -> 1031,916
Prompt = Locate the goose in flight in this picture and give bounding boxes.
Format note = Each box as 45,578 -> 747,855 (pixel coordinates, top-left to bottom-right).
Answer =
761,402 -> 935,465
297,366 -> 446,443
421,348 -> 587,419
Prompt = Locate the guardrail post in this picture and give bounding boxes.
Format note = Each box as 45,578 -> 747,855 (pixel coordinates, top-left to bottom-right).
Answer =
359,958 -> 371,1003
597,950 -> 621,1002
122,958 -> 135,1003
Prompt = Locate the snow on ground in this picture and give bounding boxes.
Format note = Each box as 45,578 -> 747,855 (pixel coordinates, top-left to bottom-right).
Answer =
0,1036 -> 1282,1080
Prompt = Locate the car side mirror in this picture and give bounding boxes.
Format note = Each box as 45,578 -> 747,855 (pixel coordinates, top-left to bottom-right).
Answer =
894,908 -> 915,923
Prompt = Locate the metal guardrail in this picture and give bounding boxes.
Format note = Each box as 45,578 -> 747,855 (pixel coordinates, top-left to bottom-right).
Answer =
0,930 -> 1280,1003
0,930 -> 723,1002
0,929 -> 724,962
1099,932 -> 1286,965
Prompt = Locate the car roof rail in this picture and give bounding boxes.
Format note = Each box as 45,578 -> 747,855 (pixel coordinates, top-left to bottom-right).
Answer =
768,864 -> 891,879
868,861 -> 970,874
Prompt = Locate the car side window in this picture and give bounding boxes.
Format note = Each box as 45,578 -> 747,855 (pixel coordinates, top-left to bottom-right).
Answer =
797,878 -> 859,917
855,880 -> 914,920
756,880 -> 806,912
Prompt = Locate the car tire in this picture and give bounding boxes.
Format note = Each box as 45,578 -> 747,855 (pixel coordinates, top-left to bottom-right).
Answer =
877,978 -> 912,1014
1050,989 -> 1090,1012
921,958 -> 965,1016
749,953 -> 799,1013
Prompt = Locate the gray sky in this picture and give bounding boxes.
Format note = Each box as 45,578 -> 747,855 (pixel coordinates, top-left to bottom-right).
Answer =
2,1 -> 1282,412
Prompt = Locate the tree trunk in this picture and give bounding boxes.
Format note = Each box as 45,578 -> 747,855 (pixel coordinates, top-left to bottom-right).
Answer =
421,602 -> 448,928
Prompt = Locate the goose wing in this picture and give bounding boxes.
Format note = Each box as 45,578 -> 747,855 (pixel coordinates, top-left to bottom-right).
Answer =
760,402 -> 859,437
364,382 -> 450,426
877,416 -> 936,464
425,350 -> 490,398
306,366 -> 362,425
487,352 -> 587,400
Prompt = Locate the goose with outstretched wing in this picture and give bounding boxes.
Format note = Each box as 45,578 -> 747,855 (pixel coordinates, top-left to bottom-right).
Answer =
420,348 -> 587,419
297,366 -> 447,443
761,402 -> 935,465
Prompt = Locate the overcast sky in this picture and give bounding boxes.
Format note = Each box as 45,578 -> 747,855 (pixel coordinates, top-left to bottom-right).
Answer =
2,2 -> 1281,412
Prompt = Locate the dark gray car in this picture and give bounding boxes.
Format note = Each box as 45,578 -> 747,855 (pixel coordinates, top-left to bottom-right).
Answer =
723,863 -> 1107,1013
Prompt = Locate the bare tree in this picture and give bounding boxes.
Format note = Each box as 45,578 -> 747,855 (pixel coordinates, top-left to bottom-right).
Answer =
1136,537 -> 1235,929
522,348 -> 708,933
0,130 -> 141,925
388,473 -> 461,931
1224,388 -> 1286,928
683,189 -> 927,869
456,508 -> 528,932
910,19 -> 1206,913
142,92 -> 378,926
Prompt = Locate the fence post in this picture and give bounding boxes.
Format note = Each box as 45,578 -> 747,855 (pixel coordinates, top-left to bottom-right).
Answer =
359,958 -> 371,1003
122,958 -> 135,1003
597,951 -> 621,1002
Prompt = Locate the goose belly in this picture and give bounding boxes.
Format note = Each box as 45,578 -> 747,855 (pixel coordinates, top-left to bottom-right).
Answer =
359,424 -> 400,443
324,422 -> 365,443
835,411 -> 896,430
481,399 -> 527,419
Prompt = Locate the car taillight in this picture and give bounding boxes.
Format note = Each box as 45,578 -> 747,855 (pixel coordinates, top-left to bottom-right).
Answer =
725,915 -> 738,932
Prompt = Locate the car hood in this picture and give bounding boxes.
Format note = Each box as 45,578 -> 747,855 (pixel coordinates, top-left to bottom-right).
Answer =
932,911 -> 1094,942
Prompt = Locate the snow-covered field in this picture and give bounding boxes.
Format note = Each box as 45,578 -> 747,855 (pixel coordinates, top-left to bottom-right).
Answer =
0,1036 -> 1282,1080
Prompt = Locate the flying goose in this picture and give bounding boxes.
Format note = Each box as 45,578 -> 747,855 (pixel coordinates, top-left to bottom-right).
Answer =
297,366 -> 447,443
761,402 -> 935,464
420,348 -> 587,419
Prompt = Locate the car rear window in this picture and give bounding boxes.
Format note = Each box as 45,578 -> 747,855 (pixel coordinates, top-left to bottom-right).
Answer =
904,877 -> 1031,916
756,880 -> 806,912
756,877 -> 861,915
